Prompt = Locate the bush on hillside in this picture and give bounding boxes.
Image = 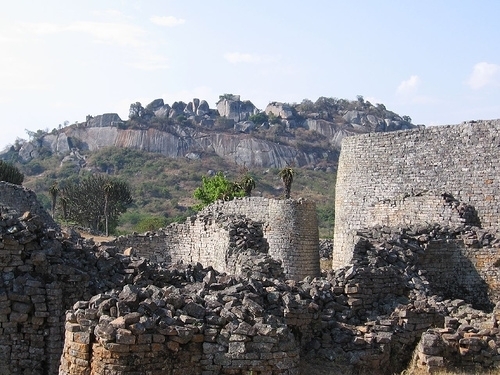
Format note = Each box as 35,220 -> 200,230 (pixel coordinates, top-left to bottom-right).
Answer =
0,160 -> 24,185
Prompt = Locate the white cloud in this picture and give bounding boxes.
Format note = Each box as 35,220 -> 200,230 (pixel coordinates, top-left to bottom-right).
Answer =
224,52 -> 277,64
67,21 -> 146,47
467,62 -> 500,89
19,20 -> 146,47
92,9 -> 129,20
397,75 -> 420,95
150,16 -> 185,27
16,20 -> 169,71
128,54 -> 169,71
0,55 -> 49,91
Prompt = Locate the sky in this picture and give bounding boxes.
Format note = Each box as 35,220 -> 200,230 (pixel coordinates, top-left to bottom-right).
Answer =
1,0 -> 499,150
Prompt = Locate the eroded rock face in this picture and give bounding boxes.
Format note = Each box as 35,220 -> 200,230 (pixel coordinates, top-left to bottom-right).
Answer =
265,102 -> 294,119
5,95 -> 420,169
86,113 -> 123,128
146,98 -> 164,112
52,126 -> 321,168
216,96 -> 259,122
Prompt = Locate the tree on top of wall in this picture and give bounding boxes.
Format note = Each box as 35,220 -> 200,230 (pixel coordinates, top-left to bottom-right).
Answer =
278,166 -> 295,199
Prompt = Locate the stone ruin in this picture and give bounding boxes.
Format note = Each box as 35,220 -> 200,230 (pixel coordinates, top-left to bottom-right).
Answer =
3,121 -> 500,375
0,183 -> 500,375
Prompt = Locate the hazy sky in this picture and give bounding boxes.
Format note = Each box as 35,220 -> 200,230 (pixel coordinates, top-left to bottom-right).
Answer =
1,0 -> 499,150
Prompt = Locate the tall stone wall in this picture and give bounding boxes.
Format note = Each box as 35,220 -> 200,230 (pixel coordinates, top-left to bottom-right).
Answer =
0,205 -> 89,375
114,197 -> 320,281
333,119 -> 500,268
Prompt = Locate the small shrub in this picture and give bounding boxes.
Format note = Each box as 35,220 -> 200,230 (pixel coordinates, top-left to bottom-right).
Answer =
135,216 -> 168,232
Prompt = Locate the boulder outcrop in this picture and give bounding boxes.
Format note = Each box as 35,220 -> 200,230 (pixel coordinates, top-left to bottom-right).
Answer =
4,95 -> 418,169
265,102 -> 294,120
86,113 -> 123,128
216,95 -> 259,122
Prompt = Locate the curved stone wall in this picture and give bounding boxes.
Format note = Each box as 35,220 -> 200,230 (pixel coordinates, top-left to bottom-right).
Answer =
113,197 -> 320,281
201,197 -> 320,280
333,120 -> 500,268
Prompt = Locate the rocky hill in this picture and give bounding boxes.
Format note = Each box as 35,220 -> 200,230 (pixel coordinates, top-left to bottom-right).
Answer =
2,94 -> 417,170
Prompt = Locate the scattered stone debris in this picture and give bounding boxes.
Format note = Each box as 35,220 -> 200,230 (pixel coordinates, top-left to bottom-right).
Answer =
1,183 -> 500,374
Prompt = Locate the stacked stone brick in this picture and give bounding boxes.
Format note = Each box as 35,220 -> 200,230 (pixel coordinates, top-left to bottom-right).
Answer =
334,119 -> 500,266
414,302 -> 500,373
58,221 -> 500,375
60,272 -> 301,375
3,163 -> 500,375
112,197 -> 320,281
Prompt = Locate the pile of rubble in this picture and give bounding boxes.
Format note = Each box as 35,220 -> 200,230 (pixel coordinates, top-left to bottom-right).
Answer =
2,183 -> 500,374
414,301 -> 500,373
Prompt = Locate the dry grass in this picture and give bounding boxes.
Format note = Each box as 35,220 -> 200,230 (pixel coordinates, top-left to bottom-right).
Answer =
77,230 -> 115,243
299,358 -> 500,375
320,258 -> 332,271
402,369 -> 500,375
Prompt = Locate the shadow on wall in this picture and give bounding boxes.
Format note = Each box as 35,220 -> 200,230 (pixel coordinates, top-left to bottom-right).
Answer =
419,239 -> 492,311
440,193 -> 481,227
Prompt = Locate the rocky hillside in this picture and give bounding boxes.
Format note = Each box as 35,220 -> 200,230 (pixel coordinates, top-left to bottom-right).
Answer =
2,94 -> 417,170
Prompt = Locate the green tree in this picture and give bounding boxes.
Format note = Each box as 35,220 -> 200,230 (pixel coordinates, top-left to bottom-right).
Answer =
193,172 -> 245,209
0,160 -> 24,185
135,216 -> 168,232
267,112 -> 281,125
278,166 -> 295,199
60,175 -> 133,233
248,112 -> 268,125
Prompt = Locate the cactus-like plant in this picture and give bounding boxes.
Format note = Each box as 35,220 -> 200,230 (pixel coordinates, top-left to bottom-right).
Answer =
0,160 -> 24,185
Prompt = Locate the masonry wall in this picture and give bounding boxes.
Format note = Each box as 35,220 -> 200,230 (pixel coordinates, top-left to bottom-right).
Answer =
0,182 -> 56,228
201,198 -> 320,280
114,197 -> 320,280
419,239 -> 500,307
0,209 -> 88,375
333,120 -> 500,268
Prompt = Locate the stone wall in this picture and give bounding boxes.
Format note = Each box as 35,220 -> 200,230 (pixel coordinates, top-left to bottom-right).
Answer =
0,182 -> 57,228
113,197 -> 320,281
333,119 -> 500,268
3,180 -> 500,374
413,302 -> 500,373
201,198 -> 320,280
0,206 -> 88,375
57,222 -> 500,375
59,280 -> 300,375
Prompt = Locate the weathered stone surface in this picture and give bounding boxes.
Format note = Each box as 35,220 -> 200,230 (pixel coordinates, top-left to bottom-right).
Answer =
265,102 -> 294,120
3,133 -> 500,375
334,120 -> 500,266
86,113 -> 122,128
216,96 -> 258,122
